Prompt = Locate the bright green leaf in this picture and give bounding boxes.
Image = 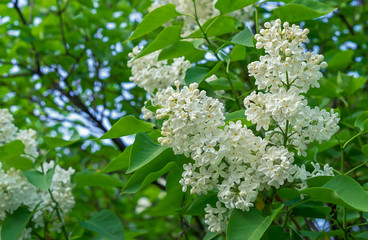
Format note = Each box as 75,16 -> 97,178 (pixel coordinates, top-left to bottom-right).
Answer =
185,62 -> 223,86
189,16 -> 241,38
123,161 -> 175,194
185,67 -> 210,85
44,132 -> 80,148
158,41 -> 206,62
301,175 -> 368,212
326,50 -> 354,70
230,27 -> 254,47
100,146 -> 132,173
215,0 -> 258,14
135,25 -> 182,59
0,140 -> 33,171
127,132 -> 170,173
206,77 -> 243,91
354,111 -> 368,132
99,116 -> 154,139
80,210 -> 125,240
128,4 -> 180,41
227,204 -> 284,240
273,0 -> 337,22
122,149 -> 175,194
1,206 -> 32,240
225,110 -> 253,127
230,45 -> 247,62
23,168 -> 54,190
74,172 -> 124,187
203,231 -> 219,240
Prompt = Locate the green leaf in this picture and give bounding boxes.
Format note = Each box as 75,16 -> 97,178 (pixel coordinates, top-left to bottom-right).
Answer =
273,0 -> 337,22
345,76 -> 367,95
227,204 -> 284,240
230,45 -> 247,62
99,116 -> 154,139
158,41 -> 206,62
44,132 -> 80,148
127,4 -> 180,41
301,175 -> 368,212
122,149 -> 175,194
225,109 -> 246,122
306,176 -> 334,188
327,50 -> 354,70
74,172 -> 125,187
80,210 -> 125,240
0,140 -> 33,171
144,100 -> 161,113
123,161 -> 175,194
23,168 -> 55,190
230,28 -> 254,47
1,206 -> 32,240
100,146 -> 132,173
127,132 -> 170,173
362,144 -> 368,157
135,25 -> 182,59
224,110 -> 253,127
185,194 -> 218,216
354,111 -> 368,132
277,188 -> 300,200
215,0 -> 258,14
185,67 -> 210,85
185,62 -> 223,86
189,16 -> 241,38
292,204 -> 331,218
203,231 -> 219,240
149,165 -> 186,216
206,77 -> 243,91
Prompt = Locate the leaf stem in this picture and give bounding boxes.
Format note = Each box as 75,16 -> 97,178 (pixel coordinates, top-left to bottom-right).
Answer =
40,163 -> 69,240
283,120 -> 289,147
343,131 -> 364,149
345,160 -> 368,175
335,135 -> 344,174
48,189 -> 70,240
192,0 -> 241,109
254,5 -> 259,34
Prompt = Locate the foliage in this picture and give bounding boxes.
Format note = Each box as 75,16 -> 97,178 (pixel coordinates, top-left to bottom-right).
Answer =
1,0 -> 368,239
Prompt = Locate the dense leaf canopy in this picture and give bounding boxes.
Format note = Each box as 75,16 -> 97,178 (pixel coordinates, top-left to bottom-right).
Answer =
0,0 -> 368,239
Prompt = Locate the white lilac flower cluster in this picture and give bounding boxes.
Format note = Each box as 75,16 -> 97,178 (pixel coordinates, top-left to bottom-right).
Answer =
152,82 -> 298,232
149,0 -> 254,36
128,46 -> 191,120
0,109 -> 75,239
128,46 -> 191,95
245,19 -> 340,156
0,109 -> 39,159
145,20 -> 339,233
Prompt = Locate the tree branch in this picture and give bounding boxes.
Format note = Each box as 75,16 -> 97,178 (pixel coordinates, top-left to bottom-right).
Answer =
0,72 -> 33,79
337,13 -> 355,35
13,0 -> 27,25
13,0 -> 42,75
56,0 -> 78,59
27,0 -> 34,25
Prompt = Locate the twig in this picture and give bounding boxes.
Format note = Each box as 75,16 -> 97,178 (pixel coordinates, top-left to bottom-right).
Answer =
0,72 -> 32,79
48,189 -> 70,240
192,0 -> 241,109
56,0 -> 78,59
27,0 -> 34,25
337,13 -> 355,36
